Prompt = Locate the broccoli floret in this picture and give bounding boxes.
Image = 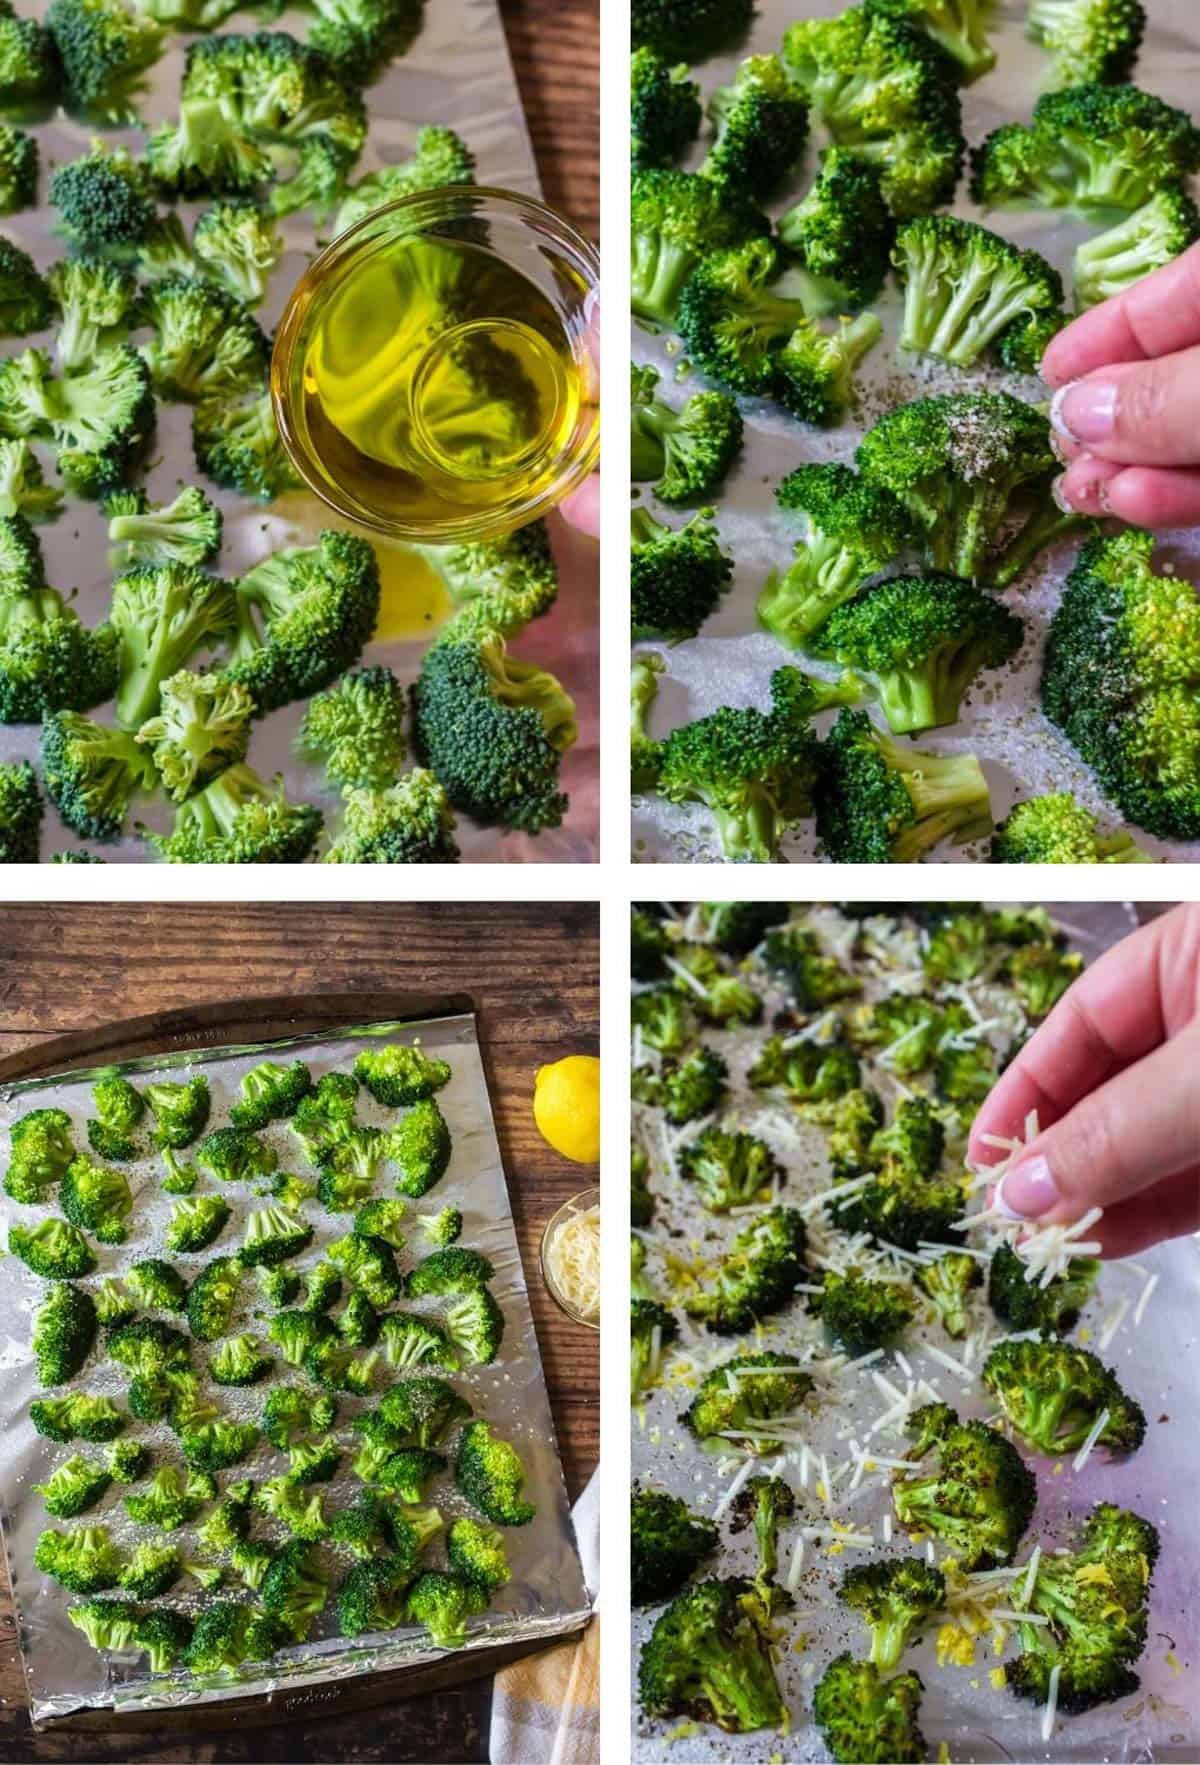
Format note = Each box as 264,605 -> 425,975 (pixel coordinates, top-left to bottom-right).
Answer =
729,1473 -> 796,1604
810,1269 -> 915,1355
194,1125 -> 277,1187
454,1420 -> 533,1526
630,651 -> 666,796
336,1556 -> 409,1637
189,197 -> 280,307
45,0 -> 162,121
332,123 -> 473,231
631,1294 -> 676,1400
630,365 -> 742,507
378,1313 -> 457,1372
106,1439 -> 148,1481
0,584 -> 119,726
416,1205 -> 461,1250
685,1208 -> 808,1336
145,93 -> 271,198
109,1320 -> 190,1383
0,439 -> 61,522
131,1606 -> 192,1672
353,1043 -> 450,1109
630,167 -> 768,327
261,1383 -> 336,1450
839,1557 -> 945,1672
238,1207 -> 312,1272
303,0 -> 422,84
325,1231 -> 401,1308
92,1279 -> 135,1326
858,391 -> 1055,583
36,1524 -> 123,1594
181,31 -> 366,158
676,949 -> 764,1026
893,1408 -> 1036,1569
849,995 -> 941,1074
11,1214 -> 97,1279
819,1089 -> 883,1184
143,1074 -> 210,1151
1006,941 -> 1083,1020
59,1152 -> 132,1245
982,1336 -> 1146,1456
987,1241 -> 1100,1337
0,124 -> 33,212
993,793 -> 1151,863
640,1044 -> 729,1126
747,1035 -> 861,1111
1027,0 -> 1146,88
639,1578 -> 786,1733
631,0 -> 752,62
766,922 -> 864,1012
289,665 -> 408,796
865,0 -> 998,81
373,1445 -> 444,1504
185,1255 -> 242,1341
323,771 -> 459,866
260,1539 -> 328,1642
46,257 -> 134,377
631,1487 -> 717,1606
299,1261 -> 343,1314
699,53 -> 808,198
0,4 -> 61,109
446,1517 -> 509,1600
972,83 -> 1200,213
0,234 -> 51,337
31,1392 -> 124,1442
656,666 -> 822,863
443,1287 -> 505,1366
405,1247 -> 493,1299
179,1418 -> 258,1473
208,1332 -> 273,1387
632,985 -> 693,1057
68,1597 -> 141,1651
758,464 -> 914,653
183,1599 -> 257,1672
778,148 -> 894,314
118,1540 -> 180,1600
838,1095 -> 965,1250
404,1568 -> 485,1650
893,214 -> 1064,369
382,1376 -> 472,1447
149,759 -> 322,862
630,46 -> 700,170
5,1106 -> 75,1204
192,383 -> 297,501
678,1127 -> 782,1214
49,140 -> 157,252
139,275 -> 269,404
915,1250 -> 982,1338
107,486 -> 223,571
327,1491 -> 389,1556
50,341 -> 154,499
409,522 -> 558,647
135,668 -> 252,805
630,505 -> 732,641
813,1651 -> 927,1764
225,1060 -> 312,1133
34,1452 -> 111,1519
108,561 -> 235,734
1074,184 -> 1198,308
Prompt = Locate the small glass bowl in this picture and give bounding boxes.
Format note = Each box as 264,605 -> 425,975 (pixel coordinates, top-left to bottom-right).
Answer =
540,1186 -> 600,1331
271,185 -> 600,544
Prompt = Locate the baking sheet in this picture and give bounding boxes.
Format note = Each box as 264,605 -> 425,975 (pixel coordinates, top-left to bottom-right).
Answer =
0,1009 -> 589,1724
2,0 -> 598,862
631,902 -> 1200,1763
631,1 -> 1200,864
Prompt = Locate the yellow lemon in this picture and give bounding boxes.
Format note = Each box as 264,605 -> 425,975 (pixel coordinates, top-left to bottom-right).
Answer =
533,1055 -> 600,1164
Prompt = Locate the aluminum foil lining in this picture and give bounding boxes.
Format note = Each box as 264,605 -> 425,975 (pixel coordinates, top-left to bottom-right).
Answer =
0,1010 -> 589,1724
631,902 -> 1200,1763
631,0 -> 1200,864
3,0 -> 597,861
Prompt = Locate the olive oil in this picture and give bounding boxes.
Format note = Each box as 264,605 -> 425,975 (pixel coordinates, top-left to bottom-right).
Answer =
298,234 -> 587,531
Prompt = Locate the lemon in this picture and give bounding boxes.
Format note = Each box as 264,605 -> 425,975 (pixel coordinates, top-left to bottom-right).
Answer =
533,1055 -> 600,1164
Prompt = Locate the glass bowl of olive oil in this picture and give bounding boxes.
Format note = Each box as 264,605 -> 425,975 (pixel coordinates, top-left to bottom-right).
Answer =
271,186 -> 600,543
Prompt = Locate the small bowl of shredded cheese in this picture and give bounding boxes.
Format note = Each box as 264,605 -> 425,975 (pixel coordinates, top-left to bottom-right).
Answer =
540,1187 -> 600,1329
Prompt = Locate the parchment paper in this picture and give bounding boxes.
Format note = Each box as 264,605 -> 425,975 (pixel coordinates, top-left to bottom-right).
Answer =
0,1011 -> 589,1723
631,1 -> 1200,865
631,902 -> 1200,1763
1,0 -> 598,861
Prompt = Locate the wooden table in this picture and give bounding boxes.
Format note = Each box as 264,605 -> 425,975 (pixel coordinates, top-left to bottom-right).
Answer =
500,0 -> 600,238
0,902 -> 600,1764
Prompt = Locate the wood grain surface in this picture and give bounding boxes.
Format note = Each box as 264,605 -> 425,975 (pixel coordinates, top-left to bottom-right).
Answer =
0,902 -> 599,1764
500,0 -> 600,237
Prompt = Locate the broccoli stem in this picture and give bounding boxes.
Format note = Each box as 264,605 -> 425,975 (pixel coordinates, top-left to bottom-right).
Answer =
992,495 -> 1091,590
632,237 -> 696,327
713,793 -> 783,866
758,536 -> 865,648
885,743 -> 992,861
692,1632 -> 785,1731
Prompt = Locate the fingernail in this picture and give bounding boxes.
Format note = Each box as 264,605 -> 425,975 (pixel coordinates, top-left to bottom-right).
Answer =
1051,473 -> 1075,514
1052,379 -> 1117,444
1050,431 -> 1069,464
995,1156 -> 1060,1221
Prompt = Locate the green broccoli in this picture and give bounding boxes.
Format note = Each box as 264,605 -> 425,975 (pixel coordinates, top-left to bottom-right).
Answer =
630,651 -> 666,797
4,1106 -> 75,1204
68,1597 -> 141,1651
684,1207 -> 808,1336
133,1607 -> 193,1672
638,1578 -> 786,1733
179,1418 -> 259,1473
631,1487 -> 717,1606
185,1255 -> 242,1340
982,1336 -> 1146,1455
322,771 -> 460,866
630,167 -> 768,327
1074,183 -> 1198,307
108,561 -> 235,733
631,0 -> 753,62
987,1242 -> 1099,1335
134,666 -> 254,804
455,1420 -> 534,1526
837,1095 -> 964,1250
778,147 -> 894,314
36,1524 -> 123,1594
747,1034 -> 861,1111
0,582 -> 119,726
195,1125 -> 277,1187
11,1215 -> 96,1279
416,1205 -> 461,1249
143,1074 -> 210,1151
728,1473 -> 797,1605
145,93 -> 272,198
106,1439 -> 149,1481
636,1043 -> 728,1126
406,1569 -> 487,1649
405,1247 -> 493,1298
261,1539 -> 328,1641
32,1392 -> 124,1441
46,257 -> 135,374
139,276 -> 269,404
1006,941 -> 1083,1020
630,46 -> 700,170
893,215 -> 1065,370
678,1126 -> 781,1214
332,123 -> 473,231
915,1250 -> 982,1338
291,665 -> 407,794
864,0 -> 998,83
630,505 -> 733,641
892,1405 -> 1036,1569
147,761 -> 323,863
336,1556 -> 410,1637
992,793 -> 1152,863
0,235 -> 51,337
698,53 -> 809,199
325,1231 -> 401,1308
630,365 -> 742,507
0,3 -> 61,109
0,124 -> 33,212
119,1540 -> 180,1600
59,1153 -> 132,1244
209,1333 -> 274,1386
378,1313 -> 458,1371
106,486 -> 223,570
92,1279 -> 135,1326
34,1453 -> 111,1519
810,1269 -> 915,1355
49,139 -> 158,253
192,198 -> 281,306
262,1383 -> 337,1449
443,1287 -> 505,1365
447,1517 -> 510,1598
0,438 -> 62,522
1027,0 -> 1147,88
108,1318 -> 189,1376
183,1599 -> 258,1672
354,1043 -> 450,1108
812,1651 -> 927,1764
816,707 -> 992,865
192,384 -> 298,501
45,0 -> 163,122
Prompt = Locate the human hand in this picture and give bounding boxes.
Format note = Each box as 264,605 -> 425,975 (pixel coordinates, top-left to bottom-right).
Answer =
968,904 -> 1200,1259
559,474 -> 599,536
1043,241 -> 1200,528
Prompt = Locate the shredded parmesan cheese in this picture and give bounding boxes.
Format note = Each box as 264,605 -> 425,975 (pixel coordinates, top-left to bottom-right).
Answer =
1042,1663 -> 1061,1741
544,1201 -> 599,1323
1134,1272 -> 1159,1327
1071,1407 -> 1110,1472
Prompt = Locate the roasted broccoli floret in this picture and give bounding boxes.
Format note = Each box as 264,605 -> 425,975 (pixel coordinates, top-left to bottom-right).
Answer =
404,1568 -> 485,1650
1027,0 -> 1146,88
992,793 -> 1152,863
893,1406 -> 1036,1569
631,1487 -> 717,1607
34,1452 -> 110,1519
638,1043 -> 728,1125
778,147 -> 894,314
35,1524 -> 123,1594
638,1578 -> 786,1733
839,1556 -> 946,1671
630,46 -> 701,170
454,1420 -> 533,1526
5,1106 -> 75,1204
684,1208 -> 808,1336
728,1473 -> 796,1605
972,83 -> 1200,214
915,1250 -> 982,1338
893,215 -> 1064,369
677,1126 -> 782,1215
812,1267 -> 916,1358
837,1095 -> 965,1250
812,1650 -> 927,1764
630,166 -> 768,327
982,1337 -> 1146,1456
1006,941 -> 1083,1020
179,1417 -> 258,1473
987,1242 -> 1099,1336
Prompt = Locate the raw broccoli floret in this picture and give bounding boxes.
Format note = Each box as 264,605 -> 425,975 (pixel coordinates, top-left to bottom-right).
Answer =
0,234 -> 51,336
630,651 -> 666,796
314,1125 -> 382,1210
325,1231 -> 401,1308
417,1206 -> 461,1249
209,1332 -> 274,1387
333,1292 -> 376,1352
0,583 -> 119,725
92,1279 -> 135,1326
32,1392 -> 124,1441
865,0 -> 998,82
699,53 -> 808,199
378,1313 -> 457,1371
638,1578 -> 786,1733
46,257 -> 134,382
405,1568 -> 486,1649
4,1106 -> 75,1203
630,364 -> 742,507
630,46 -> 700,170
443,1288 -> 505,1366
109,1321 -> 190,1385
992,793 -> 1150,863
261,1383 -> 337,1449
893,1406 -> 1036,1568
381,1375 -> 472,1448
684,1207 -> 808,1336
34,1452 -> 111,1519
813,1651 -> 927,1764
108,562 -> 235,734
915,1250 -> 982,1338
179,1418 -> 258,1473
758,463 -> 914,654
322,771 -> 460,866
406,1246 -> 493,1298
1074,184 -> 1199,307
180,31 -> 366,158
50,341 -> 155,498
225,1060 -> 312,1134
49,140 -> 157,252
260,1539 -> 328,1641
190,197 -> 280,307
139,275 -> 269,404
68,1597 -> 141,1651
106,486 -> 223,571
45,0 -> 162,121
0,438 -> 61,522
119,1540 -> 180,1600
1027,0 -> 1146,88
810,1269 -> 915,1355
857,393 -> 1055,582
35,1525 -> 123,1593
778,148 -> 894,314
299,1261 -> 343,1313
192,383 -> 297,501
134,668 -> 252,806
893,214 -> 1064,369
304,0 -> 422,84
183,1599 -> 257,1671
409,522 -> 559,648
630,167 -> 768,327
185,1255 -> 242,1341
106,1439 -> 148,1481
678,1126 -> 781,1214
354,1043 -> 450,1108
148,760 -> 322,863
333,124 -> 474,232
292,665 -> 407,795
447,1517 -> 510,1597
630,505 -> 732,641
0,3 -> 61,109
60,1152 -> 132,1244
11,1215 -> 96,1279
144,1074 -> 210,1150
133,1607 -> 192,1672
455,1420 -> 534,1526
374,1445 -> 445,1504
972,83 -> 1200,213
983,1336 -> 1146,1456
145,93 -> 271,198
336,1556 -> 409,1637
384,1099 -> 449,1199
631,0 -> 753,62
195,1125 -> 278,1187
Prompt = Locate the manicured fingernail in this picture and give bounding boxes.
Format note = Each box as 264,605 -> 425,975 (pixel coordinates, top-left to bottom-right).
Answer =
996,1157 -> 1059,1221
1050,431 -> 1069,464
1053,379 -> 1117,444
1051,473 -> 1075,514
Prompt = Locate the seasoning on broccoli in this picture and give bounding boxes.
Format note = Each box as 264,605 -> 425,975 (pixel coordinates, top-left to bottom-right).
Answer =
892,1404 -> 1036,1570
378,1313 -> 458,1372
455,1420 -> 534,1526
812,1650 -> 927,1764
185,1255 -> 243,1340
681,1353 -> 813,1454
981,1337 -> 1146,1457
987,1242 -> 1099,1336
10,1216 -> 97,1280
685,1205 -> 808,1336
354,1043 -> 451,1108
638,1578 -> 787,1734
